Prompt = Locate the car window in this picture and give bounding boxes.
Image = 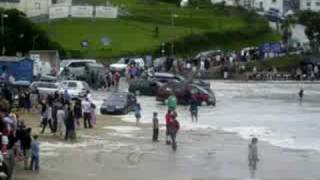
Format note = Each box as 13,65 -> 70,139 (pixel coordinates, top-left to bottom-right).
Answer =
190,87 -> 200,94
82,82 -> 90,90
69,62 -> 85,68
68,82 -> 78,88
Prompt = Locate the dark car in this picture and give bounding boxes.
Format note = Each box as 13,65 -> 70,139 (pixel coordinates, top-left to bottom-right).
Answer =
128,79 -> 161,96
100,92 -> 137,115
150,72 -> 184,83
150,72 -> 211,89
156,82 -> 216,106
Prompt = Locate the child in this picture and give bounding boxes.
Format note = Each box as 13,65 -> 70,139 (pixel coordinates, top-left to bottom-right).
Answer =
134,103 -> 141,126
152,112 -> 159,142
30,135 -> 40,172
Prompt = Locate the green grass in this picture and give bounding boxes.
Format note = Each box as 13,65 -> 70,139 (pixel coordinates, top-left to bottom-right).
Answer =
40,0 -> 280,59
246,55 -> 304,72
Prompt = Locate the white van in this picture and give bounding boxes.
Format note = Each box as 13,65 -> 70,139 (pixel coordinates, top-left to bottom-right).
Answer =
59,59 -> 97,77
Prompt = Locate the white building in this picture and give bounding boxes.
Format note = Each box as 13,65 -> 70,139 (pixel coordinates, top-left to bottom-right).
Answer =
0,0 -> 72,17
300,0 -> 320,11
252,0 -> 284,13
211,0 -> 240,6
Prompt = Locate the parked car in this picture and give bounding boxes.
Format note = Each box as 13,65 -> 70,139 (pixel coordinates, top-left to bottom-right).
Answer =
156,82 -> 216,106
30,81 -> 60,97
59,80 -> 90,99
150,72 -> 211,89
128,79 -> 161,96
110,57 -> 145,74
149,72 -> 185,83
58,59 -> 97,78
100,92 -> 137,115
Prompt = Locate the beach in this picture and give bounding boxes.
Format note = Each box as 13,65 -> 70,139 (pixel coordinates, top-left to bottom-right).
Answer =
13,112 -> 320,180
12,80 -> 320,180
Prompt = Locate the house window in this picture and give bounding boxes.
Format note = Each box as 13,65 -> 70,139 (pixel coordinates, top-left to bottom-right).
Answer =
316,2 -> 320,6
306,2 -> 311,6
35,2 -> 40,10
272,0 -> 277,3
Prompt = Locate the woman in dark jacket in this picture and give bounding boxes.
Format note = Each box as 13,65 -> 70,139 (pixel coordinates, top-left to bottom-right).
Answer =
65,105 -> 75,141
73,100 -> 82,127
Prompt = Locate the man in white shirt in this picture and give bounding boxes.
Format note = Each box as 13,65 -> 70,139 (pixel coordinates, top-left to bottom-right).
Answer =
81,98 -> 92,128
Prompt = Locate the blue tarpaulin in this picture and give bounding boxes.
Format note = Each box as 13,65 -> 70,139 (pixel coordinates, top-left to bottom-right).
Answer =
0,57 -> 33,82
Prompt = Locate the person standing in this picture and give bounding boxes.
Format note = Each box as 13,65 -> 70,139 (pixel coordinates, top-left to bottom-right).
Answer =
73,100 -> 82,127
167,92 -> 177,111
21,128 -> 32,170
30,135 -> 40,172
81,98 -> 92,128
189,97 -> 199,123
65,105 -> 76,141
152,112 -> 159,142
134,103 -> 141,126
299,88 -> 304,103
165,110 -> 175,145
56,106 -> 65,137
63,90 -> 71,105
248,137 -> 259,178
167,115 -> 180,151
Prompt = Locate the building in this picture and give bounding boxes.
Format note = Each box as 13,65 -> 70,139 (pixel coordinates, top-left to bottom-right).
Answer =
300,0 -> 320,11
210,0 -> 240,6
0,0 -> 72,17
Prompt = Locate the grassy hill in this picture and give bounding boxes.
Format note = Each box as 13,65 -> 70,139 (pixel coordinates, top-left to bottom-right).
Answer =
40,0 -> 280,59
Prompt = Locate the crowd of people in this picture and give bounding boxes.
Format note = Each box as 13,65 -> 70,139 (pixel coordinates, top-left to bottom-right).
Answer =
39,91 -> 97,141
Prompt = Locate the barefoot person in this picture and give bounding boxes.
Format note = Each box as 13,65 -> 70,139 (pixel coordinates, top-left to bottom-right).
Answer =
248,137 -> 259,178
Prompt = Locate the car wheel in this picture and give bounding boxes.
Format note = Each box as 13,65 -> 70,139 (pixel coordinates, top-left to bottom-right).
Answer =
201,101 -> 208,106
135,90 -> 141,96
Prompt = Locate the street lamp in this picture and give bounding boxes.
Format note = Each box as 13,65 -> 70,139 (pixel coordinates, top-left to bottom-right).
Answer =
1,13 -> 8,56
171,13 -> 178,56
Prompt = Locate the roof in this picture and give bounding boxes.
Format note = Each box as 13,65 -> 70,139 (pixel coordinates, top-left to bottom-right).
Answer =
0,0 -> 20,3
0,56 -> 31,62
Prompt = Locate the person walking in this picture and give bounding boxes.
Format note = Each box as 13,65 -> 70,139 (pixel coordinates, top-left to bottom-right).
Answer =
248,137 -> 259,178
190,97 -> 199,123
56,106 -> 65,137
134,103 -> 141,126
81,98 -> 92,128
21,128 -> 32,170
41,103 -> 53,134
30,135 -> 40,172
167,114 -> 180,151
152,112 -> 159,142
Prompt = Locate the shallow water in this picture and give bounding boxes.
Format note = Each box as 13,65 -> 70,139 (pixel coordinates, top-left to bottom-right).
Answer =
94,80 -> 320,151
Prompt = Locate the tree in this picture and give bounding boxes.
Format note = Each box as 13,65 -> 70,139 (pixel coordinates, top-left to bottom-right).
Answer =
305,15 -> 320,53
0,8 -> 64,56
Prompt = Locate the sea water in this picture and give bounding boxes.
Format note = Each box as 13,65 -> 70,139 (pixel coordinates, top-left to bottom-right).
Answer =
93,80 -> 320,152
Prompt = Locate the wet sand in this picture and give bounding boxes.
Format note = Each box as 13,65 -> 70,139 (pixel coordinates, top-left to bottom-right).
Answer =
13,112 -> 320,180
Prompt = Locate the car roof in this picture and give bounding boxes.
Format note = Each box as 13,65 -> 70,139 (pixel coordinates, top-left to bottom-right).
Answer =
153,72 -> 176,78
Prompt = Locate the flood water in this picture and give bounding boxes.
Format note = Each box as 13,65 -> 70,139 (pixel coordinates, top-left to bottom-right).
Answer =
96,80 -> 320,152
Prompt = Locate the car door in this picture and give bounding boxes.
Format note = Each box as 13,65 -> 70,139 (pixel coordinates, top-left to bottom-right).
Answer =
127,94 -> 137,111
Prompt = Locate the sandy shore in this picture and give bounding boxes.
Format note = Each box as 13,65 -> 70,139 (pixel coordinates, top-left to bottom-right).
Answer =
12,111 -> 320,180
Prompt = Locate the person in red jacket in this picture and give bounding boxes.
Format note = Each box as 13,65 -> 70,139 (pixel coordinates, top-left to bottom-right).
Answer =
165,110 -> 172,145
167,114 -> 180,151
